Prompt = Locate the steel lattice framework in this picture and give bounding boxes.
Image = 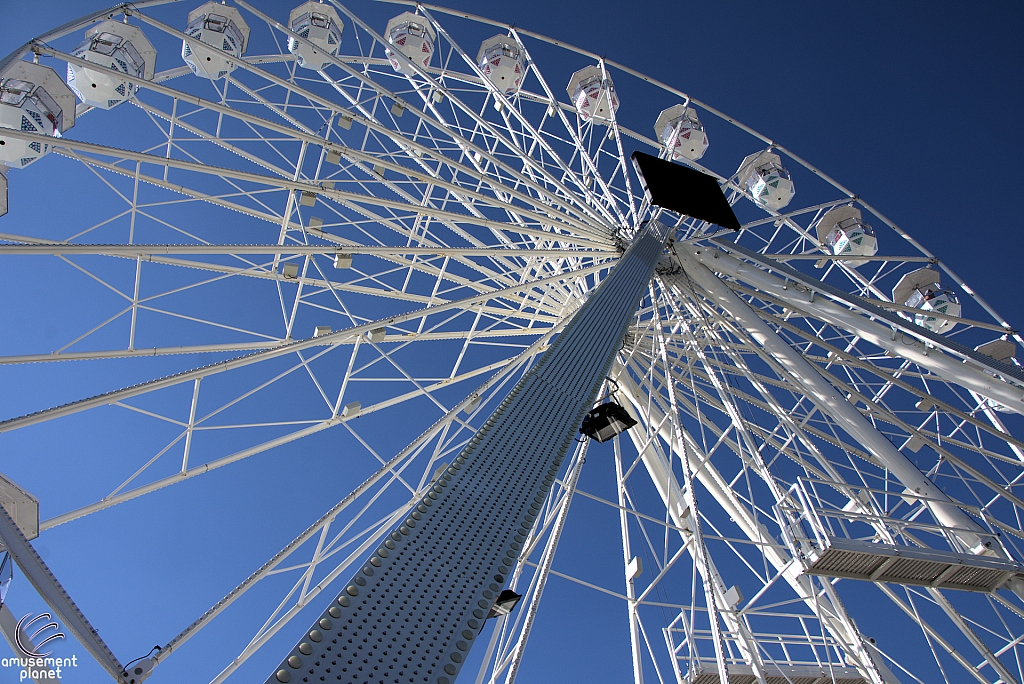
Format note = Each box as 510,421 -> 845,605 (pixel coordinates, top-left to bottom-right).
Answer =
0,2 -> 1021,684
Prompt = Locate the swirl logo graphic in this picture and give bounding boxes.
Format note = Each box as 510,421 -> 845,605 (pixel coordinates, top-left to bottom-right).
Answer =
15,613 -> 65,657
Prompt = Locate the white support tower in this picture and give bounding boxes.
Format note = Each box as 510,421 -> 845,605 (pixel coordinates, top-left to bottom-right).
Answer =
265,221 -> 673,683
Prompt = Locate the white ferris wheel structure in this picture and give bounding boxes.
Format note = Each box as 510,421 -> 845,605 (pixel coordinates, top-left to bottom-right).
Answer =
0,2 -> 1022,684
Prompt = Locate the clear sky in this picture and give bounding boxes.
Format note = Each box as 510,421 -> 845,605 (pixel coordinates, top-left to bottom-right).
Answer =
0,2 -> 1022,683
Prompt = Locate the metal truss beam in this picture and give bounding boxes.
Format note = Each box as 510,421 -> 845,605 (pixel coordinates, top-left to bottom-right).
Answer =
263,220 -> 671,683
35,41 -> 607,240
612,365 -> 892,683
0,126 -> 601,248
675,246 -> 1024,600
246,0 -> 613,231
0,262 -> 601,434
702,243 -> 1024,412
0,243 -> 610,258
0,505 -> 127,682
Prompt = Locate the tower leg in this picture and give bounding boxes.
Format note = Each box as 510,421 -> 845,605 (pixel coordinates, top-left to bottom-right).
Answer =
265,221 -> 673,684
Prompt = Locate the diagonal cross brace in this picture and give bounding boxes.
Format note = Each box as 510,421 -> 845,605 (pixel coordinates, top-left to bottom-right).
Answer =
0,505 -> 126,682
265,221 -> 672,684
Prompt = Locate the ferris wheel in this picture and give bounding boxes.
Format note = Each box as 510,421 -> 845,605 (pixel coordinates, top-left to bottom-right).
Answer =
0,2 -> 1022,684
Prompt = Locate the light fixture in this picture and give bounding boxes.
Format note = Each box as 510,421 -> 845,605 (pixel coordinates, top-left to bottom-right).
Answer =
579,402 -> 637,442
487,589 -> 522,618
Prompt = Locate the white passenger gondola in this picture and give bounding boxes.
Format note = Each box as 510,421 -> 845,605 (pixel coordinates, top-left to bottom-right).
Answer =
384,12 -> 435,76
0,61 -> 75,169
288,2 -> 343,71
566,65 -> 618,124
66,20 -> 155,109
477,35 -> 527,94
181,2 -> 250,80
655,104 -> 708,161
737,150 -> 795,210
816,205 -> 877,266
893,267 -> 961,333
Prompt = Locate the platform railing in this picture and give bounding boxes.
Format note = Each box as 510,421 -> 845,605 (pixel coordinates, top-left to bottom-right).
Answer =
775,478 -> 1024,593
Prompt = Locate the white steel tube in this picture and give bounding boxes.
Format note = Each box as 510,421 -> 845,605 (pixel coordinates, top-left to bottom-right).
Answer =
615,435 -> 645,684
674,247 -> 1016,573
614,365 -> 894,684
693,247 -> 1024,416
